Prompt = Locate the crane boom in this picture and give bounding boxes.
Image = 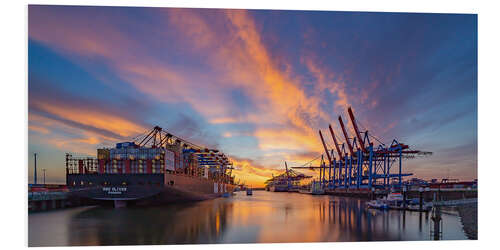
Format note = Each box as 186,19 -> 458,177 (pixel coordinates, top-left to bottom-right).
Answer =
328,124 -> 343,159
285,161 -> 291,187
347,107 -> 366,153
319,130 -> 333,164
338,116 -> 355,156
285,161 -> 290,179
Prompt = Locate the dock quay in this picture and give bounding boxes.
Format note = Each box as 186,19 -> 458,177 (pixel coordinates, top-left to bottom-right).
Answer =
29,190 -> 69,212
28,184 -> 95,212
428,198 -> 477,207
457,202 -> 478,240
264,106 -> 477,214
406,188 -> 477,202
324,188 -> 374,198
290,187 -> 477,203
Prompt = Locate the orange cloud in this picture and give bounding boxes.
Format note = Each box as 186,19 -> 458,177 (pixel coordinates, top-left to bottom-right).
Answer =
166,9 -> 334,157
29,7 -> 343,186
31,100 -> 146,138
28,124 -> 49,134
230,157 -> 285,188
253,128 -> 322,152
29,122 -> 104,157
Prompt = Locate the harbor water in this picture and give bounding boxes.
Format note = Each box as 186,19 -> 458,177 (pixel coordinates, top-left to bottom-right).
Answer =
28,190 -> 468,246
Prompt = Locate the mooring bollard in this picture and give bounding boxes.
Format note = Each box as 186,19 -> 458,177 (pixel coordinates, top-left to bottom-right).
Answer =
431,206 -> 442,240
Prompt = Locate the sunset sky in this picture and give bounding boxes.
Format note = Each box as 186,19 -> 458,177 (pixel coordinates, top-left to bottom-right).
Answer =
28,6 -> 477,186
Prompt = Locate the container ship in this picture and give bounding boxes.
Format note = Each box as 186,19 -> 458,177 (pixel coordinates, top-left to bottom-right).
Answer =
264,162 -> 311,192
66,126 -> 236,207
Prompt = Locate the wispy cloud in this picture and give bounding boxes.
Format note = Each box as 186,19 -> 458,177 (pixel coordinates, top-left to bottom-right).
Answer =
28,6 -> 477,183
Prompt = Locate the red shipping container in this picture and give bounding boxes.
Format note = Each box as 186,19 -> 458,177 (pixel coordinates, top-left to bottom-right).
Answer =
147,160 -> 152,174
125,159 -> 131,174
78,160 -> 84,174
98,159 -> 105,174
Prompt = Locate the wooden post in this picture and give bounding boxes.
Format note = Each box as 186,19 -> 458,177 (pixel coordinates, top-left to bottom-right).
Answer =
419,187 -> 424,212
403,185 -> 407,209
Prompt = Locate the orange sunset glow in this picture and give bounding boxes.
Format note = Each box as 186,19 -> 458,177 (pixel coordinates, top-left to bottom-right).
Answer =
28,6 -> 477,187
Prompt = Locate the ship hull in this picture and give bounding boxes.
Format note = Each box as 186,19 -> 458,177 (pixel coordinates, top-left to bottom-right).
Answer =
269,185 -> 288,192
67,173 -> 235,205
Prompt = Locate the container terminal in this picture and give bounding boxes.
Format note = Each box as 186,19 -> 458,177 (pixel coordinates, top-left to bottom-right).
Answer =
261,107 -> 477,239
265,107 -> 477,203
29,107 -> 476,213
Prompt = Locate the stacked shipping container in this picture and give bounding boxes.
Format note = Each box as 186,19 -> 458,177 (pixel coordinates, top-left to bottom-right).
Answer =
95,142 -> 177,174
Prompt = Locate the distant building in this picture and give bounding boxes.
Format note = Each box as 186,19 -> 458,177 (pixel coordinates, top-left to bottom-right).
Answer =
403,178 -> 428,186
426,179 -> 477,189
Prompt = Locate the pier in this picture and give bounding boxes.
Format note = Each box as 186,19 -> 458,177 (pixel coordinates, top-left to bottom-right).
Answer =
28,184 -> 94,212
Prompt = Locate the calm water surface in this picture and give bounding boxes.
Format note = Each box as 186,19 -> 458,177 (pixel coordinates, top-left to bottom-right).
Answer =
29,190 -> 468,246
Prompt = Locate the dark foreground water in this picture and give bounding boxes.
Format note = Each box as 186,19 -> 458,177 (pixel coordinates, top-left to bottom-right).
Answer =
29,191 -> 468,246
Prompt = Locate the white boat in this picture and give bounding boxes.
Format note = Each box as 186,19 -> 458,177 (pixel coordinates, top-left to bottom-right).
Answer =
384,192 -> 404,207
366,199 -> 389,210
386,192 -> 404,201
367,192 -> 404,210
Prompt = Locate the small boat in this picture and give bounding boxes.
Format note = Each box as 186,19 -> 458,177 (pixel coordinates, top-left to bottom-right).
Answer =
246,188 -> 253,196
386,192 -> 404,202
366,199 -> 389,210
366,191 -> 403,210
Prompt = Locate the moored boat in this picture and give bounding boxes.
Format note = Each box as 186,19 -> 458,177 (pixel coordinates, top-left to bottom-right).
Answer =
366,199 -> 389,210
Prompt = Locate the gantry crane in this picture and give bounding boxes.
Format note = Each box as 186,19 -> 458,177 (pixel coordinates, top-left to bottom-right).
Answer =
293,106 -> 432,190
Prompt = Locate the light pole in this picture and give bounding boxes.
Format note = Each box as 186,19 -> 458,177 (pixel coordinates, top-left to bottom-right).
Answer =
418,187 -> 424,211
43,169 -> 46,185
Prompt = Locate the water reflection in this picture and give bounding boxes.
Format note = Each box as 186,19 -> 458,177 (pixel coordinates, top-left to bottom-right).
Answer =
29,191 -> 468,246
66,200 -> 234,245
